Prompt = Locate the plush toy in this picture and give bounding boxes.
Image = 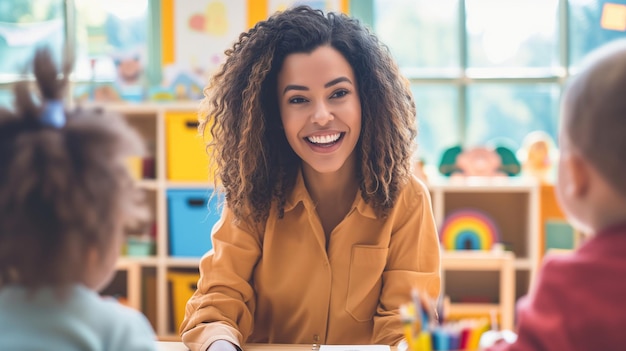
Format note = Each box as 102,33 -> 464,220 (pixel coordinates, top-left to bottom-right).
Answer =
439,145 -> 521,177
517,131 -> 557,183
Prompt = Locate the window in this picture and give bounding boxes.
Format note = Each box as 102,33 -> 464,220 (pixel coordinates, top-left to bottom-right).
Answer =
0,0 -> 154,102
466,84 -> 560,148
71,0 -> 152,102
0,0 -> 65,81
362,0 -> 626,172
410,85 -> 460,165
374,0 -> 460,77
569,0 -> 626,70
73,0 -> 150,82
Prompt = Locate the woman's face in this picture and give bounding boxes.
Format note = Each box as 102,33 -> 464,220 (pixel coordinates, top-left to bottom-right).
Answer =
277,45 -> 361,175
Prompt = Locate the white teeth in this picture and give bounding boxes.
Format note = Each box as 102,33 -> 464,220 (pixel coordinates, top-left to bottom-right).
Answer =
307,133 -> 341,144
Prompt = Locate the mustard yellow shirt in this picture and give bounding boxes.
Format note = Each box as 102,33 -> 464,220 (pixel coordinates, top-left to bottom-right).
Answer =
180,173 -> 440,351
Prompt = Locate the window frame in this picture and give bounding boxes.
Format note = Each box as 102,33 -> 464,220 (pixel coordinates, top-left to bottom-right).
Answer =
353,0 -> 572,150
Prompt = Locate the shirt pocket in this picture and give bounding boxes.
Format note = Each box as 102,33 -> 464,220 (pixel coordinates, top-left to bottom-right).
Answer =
346,245 -> 389,322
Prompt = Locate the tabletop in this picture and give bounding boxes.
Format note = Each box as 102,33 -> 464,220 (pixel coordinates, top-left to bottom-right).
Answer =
158,343 -> 320,351
157,343 -> 395,351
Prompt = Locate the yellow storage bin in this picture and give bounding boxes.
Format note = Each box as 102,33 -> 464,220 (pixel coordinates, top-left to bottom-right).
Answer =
126,156 -> 143,180
167,270 -> 200,331
166,112 -> 214,182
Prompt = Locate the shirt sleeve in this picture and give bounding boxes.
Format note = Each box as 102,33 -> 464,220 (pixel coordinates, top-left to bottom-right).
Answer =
372,178 -> 441,345
180,205 -> 262,351
107,304 -> 158,351
485,258 -> 575,351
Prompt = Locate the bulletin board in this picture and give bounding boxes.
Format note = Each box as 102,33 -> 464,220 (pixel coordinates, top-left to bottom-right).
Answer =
160,0 -> 349,84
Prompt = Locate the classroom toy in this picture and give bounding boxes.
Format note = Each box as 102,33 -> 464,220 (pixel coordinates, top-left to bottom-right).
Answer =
439,209 -> 501,251
438,145 -> 521,177
517,130 -> 558,184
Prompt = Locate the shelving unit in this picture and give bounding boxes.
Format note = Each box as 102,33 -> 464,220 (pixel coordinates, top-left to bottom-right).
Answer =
441,250 -> 515,330
85,101 -> 210,339
430,176 -> 540,328
114,258 -> 142,310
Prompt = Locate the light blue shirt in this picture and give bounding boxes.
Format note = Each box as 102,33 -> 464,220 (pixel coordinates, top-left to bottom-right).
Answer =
0,284 -> 157,351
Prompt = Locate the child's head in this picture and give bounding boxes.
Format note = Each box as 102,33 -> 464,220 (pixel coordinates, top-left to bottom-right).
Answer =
0,49 -> 148,291
201,5 -> 416,222
557,39 -> 626,233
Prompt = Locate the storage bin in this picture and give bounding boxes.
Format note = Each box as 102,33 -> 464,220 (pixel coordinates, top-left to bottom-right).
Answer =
544,220 -> 575,253
126,157 -> 143,179
125,236 -> 155,256
165,111 -> 214,181
167,189 -> 222,257
167,270 -> 199,331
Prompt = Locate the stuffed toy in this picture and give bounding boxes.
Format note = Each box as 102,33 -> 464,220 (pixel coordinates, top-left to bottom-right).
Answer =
439,145 -> 521,177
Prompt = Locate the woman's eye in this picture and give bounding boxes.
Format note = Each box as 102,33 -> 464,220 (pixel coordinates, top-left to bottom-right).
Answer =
289,97 -> 308,104
331,90 -> 349,99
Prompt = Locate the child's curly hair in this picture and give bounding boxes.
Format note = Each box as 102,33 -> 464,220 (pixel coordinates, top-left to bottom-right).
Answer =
200,6 -> 417,223
0,49 -> 148,289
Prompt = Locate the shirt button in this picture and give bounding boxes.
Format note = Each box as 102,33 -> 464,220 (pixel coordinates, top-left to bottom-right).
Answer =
313,334 -> 321,350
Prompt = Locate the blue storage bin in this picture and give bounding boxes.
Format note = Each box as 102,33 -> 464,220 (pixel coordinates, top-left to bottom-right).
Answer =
167,189 -> 223,257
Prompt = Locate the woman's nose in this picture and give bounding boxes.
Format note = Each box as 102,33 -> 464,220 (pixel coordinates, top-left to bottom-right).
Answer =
311,101 -> 334,126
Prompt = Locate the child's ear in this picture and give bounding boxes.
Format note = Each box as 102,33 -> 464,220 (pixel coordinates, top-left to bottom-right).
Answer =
567,152 -> 590,198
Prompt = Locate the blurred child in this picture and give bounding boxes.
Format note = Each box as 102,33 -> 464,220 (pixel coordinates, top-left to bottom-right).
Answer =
0,48 -> 157,350
483,39 -> 626,350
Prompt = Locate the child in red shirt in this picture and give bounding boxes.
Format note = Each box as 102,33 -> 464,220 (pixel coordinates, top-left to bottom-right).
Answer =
484,39 -> 626,351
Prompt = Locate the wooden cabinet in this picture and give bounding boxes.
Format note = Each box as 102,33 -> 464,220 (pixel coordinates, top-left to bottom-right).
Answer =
429,177 -> 540,329
440,251 -> 515,330
87,102 -> 209,339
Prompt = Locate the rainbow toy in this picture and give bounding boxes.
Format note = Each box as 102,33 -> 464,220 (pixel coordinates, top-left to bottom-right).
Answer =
439,209 -> 500,250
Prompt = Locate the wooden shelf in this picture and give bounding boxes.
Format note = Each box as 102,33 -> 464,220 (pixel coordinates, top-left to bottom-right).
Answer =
429,176 -> 538,192
448,302 -> 501,316
441,251 -> 515,330
432,179 -> 540,330
114,259 -> 142,311
442,250 -> 513,269
166,257 -> 201,268
137,179 -> 160,190
166,181 -> 214,189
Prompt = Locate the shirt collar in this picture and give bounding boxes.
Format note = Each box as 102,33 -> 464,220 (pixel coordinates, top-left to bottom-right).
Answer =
284,168 -> 377,219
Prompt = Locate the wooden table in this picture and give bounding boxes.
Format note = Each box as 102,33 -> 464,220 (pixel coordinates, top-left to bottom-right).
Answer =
158,343 -> 313,351
157,343 -> 395,351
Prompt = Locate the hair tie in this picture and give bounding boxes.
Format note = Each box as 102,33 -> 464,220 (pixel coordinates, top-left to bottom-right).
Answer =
41,100 -> 66,128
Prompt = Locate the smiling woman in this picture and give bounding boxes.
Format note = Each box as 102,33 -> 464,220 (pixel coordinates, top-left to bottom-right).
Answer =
180,6 -> 441,351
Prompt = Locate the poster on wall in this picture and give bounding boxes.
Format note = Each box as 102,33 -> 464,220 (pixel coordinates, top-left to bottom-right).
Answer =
268,0 -> 343,14
164,0 -> 247,100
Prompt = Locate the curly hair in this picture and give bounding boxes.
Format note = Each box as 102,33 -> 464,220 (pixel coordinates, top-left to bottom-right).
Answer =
200,5 -> 417,223
0,49 -> 148,289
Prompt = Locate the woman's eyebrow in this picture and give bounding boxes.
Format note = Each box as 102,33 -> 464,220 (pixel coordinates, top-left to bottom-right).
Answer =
282,76 -> 353,96
282,84 -> 308,95
324,76 -> 352,88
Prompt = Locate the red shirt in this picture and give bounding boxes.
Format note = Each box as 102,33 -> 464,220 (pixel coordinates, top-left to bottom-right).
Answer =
488,222 -> 626,351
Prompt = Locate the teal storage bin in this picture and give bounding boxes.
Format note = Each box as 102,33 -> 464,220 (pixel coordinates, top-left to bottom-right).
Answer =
167,189 -> 223,257
545,220 -> 575,253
